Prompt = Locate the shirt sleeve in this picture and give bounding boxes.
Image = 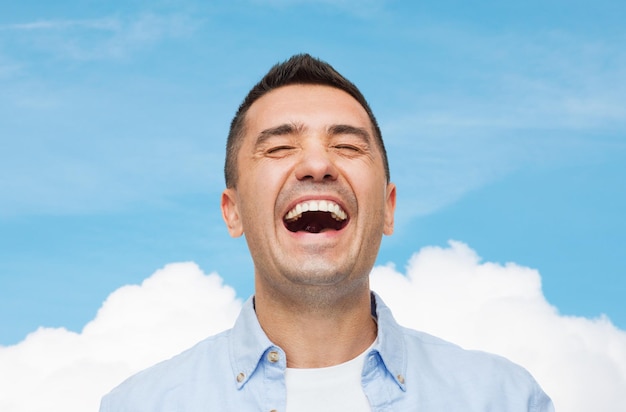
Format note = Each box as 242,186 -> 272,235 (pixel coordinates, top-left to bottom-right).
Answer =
531,381 -> 555,412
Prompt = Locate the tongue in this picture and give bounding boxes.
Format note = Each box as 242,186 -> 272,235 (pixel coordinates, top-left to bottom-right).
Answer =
285,211 -> 341,233
303,222 -> 324,233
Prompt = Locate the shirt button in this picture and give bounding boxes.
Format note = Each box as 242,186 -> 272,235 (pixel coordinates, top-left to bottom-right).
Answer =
268,350 -> 280,363
236,372 -> 245,382
397,374 -> 405,384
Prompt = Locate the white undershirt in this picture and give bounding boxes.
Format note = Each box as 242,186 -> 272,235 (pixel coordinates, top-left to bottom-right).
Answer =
284,344 -> 373,412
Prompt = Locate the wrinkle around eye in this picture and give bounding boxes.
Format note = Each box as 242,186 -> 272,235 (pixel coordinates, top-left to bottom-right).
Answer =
331,143 -> 370,158
333,144 -> 361,152
264,145 -> 298,158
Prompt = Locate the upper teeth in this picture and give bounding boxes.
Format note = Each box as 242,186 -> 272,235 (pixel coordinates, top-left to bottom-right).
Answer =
285,200 -> 347,222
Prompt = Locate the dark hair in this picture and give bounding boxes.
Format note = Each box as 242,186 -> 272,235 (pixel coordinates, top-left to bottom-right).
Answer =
224,53 -> 389,188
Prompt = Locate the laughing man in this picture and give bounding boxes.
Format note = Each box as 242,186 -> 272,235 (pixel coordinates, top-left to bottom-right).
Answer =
100,54 -> 554,412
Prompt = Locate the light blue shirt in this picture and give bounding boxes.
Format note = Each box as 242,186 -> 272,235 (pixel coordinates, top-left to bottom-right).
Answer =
100,293 -> 554,411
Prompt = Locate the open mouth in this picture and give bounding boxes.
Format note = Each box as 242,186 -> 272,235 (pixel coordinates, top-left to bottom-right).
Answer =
284,200 -> 349,234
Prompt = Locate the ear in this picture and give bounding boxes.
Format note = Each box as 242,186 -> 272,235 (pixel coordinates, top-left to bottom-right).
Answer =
221,188 -> 244,237
383,182 -> 396,236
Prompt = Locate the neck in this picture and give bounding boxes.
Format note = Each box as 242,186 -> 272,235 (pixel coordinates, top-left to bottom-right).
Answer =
254,285 -> 376,368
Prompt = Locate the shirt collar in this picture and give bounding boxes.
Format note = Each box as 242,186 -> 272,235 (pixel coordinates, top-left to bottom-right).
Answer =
228,292 -> 407,391
229,296 -> 275,389
370,291 -> 408,391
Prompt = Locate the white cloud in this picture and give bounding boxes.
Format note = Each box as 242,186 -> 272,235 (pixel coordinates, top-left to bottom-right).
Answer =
381,29 -> 626,222
1,14 -> 196,61
0,263 -> 241,412
371,241 -> 626,412
251,0 -> 389,18
1,242 -> 625,411
2,18 -> 121,32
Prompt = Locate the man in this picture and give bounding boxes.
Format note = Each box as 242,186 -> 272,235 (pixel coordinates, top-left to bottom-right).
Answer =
100,54 -> 554,411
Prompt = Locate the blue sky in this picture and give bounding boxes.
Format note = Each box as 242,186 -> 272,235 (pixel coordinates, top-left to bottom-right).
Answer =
1,0 -> 625,346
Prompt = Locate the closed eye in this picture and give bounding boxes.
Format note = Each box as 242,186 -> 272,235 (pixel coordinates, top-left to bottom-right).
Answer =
332,144 -> 365,155
266,145 -> 296,156
334,144 -> 360,151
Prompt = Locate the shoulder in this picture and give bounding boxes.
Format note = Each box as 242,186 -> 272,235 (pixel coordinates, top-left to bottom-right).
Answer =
400,327 -> 553,410
402,326 -> 527,375
100,329 -> 232,412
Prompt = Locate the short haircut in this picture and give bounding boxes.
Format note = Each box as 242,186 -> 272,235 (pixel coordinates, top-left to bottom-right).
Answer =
224,53 -> 389,188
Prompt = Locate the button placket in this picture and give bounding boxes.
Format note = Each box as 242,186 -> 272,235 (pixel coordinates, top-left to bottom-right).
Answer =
263,348 -> 287,412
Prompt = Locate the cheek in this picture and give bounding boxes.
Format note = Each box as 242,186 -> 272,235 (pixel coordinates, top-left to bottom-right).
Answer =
238,169 -> 282,221
357,182 -> 390,223
345,166 -> 385,198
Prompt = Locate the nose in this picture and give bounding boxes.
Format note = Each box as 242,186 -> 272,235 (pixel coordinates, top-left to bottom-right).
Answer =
294,142 -> 338,182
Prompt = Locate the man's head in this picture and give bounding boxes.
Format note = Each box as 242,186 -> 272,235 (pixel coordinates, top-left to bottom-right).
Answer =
225,53 -> 389,189
221,55 -> 395,305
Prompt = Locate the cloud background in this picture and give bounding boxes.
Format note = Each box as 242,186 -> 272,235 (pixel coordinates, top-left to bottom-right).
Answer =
0,263 -> 242,412
1,1 -> 625,411
1,242 -> 625,411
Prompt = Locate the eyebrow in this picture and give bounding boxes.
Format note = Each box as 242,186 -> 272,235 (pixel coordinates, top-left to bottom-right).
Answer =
254,123 -> 372,148
254,123 -> 305,148
327,124 -> 371,143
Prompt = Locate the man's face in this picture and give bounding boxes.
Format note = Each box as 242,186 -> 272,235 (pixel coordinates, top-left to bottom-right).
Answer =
221,84 -> 395,299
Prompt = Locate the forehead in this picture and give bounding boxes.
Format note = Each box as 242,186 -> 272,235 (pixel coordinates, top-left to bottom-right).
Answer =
243,84 -> 373,137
